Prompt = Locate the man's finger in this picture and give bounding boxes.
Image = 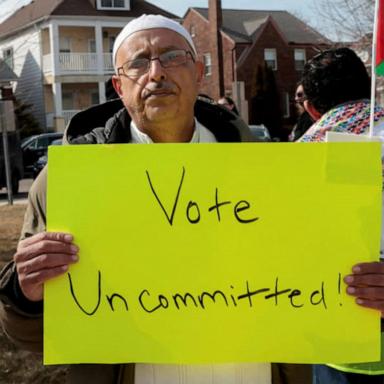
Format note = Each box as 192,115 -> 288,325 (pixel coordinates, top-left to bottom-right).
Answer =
17,253 -> 79,276
344,274 -> 384,287
14,241 -> 79,263
18,232 -> 73,250
346,286 -> 384,300
21,265 -> 69,287
354,298 -> 384,313
351,262 -> 384,275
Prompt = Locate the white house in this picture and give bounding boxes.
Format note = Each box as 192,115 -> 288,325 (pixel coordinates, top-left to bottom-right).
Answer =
0,0 -> 175,131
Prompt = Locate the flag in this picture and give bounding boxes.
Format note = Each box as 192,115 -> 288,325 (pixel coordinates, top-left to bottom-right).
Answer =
377,0 -> 384,76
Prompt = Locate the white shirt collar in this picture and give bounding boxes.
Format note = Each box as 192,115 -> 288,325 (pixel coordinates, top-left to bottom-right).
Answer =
130,118 -> 217,143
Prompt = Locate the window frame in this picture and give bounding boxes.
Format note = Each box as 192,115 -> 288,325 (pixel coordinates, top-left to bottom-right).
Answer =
294,48 -> 306,71
108,36 -> 116,53
264,48 -> 277,71
190,24 -> 196,38
97,0 -> 130,10
2,47 -> 14,69
90,89 -> 100,106
62,91 -> 75,110
88,39 -> 96,53
203,53 -> 212,77
59,37 -> 72,54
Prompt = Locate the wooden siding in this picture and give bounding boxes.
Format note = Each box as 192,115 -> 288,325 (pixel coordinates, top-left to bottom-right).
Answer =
0,28 -> 45,129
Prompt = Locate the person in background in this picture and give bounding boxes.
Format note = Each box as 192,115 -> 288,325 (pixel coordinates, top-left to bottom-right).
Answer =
299,47 -> 384,384
288,83 -> 313,141
218,95 -> 240,115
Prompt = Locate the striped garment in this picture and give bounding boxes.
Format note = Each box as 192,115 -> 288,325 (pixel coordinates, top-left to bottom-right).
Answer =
298,99 -> 384,142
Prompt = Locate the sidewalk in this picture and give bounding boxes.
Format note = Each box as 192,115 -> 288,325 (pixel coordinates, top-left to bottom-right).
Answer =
0,178 -> 32,206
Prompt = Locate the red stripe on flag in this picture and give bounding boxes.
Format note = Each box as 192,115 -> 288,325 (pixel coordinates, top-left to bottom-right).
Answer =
377,0 -> 384,71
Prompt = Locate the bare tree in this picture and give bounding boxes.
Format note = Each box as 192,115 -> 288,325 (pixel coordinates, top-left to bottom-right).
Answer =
312,0 -> 375,41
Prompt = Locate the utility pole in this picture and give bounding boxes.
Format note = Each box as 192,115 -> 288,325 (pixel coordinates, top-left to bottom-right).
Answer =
209,0 -> 225,99
0,101 -> 13,205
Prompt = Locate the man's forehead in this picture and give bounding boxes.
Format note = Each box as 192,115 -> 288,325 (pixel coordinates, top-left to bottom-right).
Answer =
122,28 -> 189,54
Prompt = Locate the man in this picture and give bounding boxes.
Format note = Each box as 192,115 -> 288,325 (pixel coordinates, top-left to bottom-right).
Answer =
0,15 -> 276,384
299,47 -> 384,383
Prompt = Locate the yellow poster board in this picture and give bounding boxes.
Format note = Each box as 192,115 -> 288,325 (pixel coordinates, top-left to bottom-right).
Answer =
45,142 -> 382,365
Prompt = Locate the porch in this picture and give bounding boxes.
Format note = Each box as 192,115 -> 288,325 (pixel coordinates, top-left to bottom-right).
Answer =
41,23 -> 122,76
43,53 -> 114,74
44,82 -> 107,129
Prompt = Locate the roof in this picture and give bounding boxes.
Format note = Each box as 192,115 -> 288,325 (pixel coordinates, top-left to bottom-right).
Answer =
0,61 -> 17,82
0,0 -> 177,38
192,8 -> 331,45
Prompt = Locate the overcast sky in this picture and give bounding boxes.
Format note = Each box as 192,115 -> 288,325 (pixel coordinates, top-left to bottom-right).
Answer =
0,0 -> 329,39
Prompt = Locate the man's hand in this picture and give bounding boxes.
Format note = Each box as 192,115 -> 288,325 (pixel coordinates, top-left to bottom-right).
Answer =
344,262 -> 384,315
14,232 -> 79,302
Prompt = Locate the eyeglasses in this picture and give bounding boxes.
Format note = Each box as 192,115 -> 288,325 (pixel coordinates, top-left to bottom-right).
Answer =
117,49 -> 195,78
295,92 -> 304,99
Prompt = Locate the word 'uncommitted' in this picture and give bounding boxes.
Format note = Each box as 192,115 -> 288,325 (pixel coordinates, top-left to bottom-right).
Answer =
67,271 -> 343,316
146,167 -> 259,225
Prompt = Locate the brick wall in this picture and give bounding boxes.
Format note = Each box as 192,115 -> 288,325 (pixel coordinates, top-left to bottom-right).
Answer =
183,10 -> 236,101
237,22 -> 323,130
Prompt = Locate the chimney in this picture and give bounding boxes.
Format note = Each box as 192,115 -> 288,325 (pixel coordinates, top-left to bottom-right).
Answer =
208,0 -> 225,100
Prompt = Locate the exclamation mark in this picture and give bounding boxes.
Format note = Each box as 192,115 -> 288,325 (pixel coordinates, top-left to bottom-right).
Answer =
338,273 -> 342,306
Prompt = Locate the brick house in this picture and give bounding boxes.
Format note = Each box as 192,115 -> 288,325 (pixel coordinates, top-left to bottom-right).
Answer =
183,5 -> 331,138
0,0 -> 175,131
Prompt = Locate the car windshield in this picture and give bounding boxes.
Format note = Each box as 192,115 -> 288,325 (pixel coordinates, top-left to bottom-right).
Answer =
20,135 -> 38,148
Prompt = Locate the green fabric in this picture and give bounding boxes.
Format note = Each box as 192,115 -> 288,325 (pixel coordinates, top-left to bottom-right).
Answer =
327,333 -> 384,375
377,61 -> 384,77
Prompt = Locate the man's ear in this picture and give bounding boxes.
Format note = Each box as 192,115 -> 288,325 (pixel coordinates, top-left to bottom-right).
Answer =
304,100 -> 322,121
112,75 -> 123,98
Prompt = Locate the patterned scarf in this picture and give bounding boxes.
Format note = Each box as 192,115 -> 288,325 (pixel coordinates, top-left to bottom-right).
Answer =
298,99 -> 384,142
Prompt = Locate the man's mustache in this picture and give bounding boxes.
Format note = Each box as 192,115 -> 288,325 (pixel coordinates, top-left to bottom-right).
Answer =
142,83 -> 176,99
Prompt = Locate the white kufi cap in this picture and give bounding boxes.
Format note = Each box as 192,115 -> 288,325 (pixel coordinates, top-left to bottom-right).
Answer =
112,14 -> 197,71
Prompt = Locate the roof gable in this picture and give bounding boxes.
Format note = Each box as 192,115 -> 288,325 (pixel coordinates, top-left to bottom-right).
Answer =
0,61 -> 18,82
0,0 -> 177,39
193,8 -> 331,45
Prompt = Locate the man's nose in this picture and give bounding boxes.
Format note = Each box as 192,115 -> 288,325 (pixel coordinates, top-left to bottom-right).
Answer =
148,58 -> 166,81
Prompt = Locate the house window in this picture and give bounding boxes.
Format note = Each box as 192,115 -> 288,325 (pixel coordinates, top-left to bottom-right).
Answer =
264,48 -> 277,71
190,25 -> 196,37
109,36 -> 116,53
63,91 -> 75,110
3,47 -> 13,69
91,89 -> 99,105
89,39 -> 96,53
59,37 -> 71,53
294,49 -> 306,71
203,53 -> 212,77
282,92 -> 290,118
97,0 -> 130,10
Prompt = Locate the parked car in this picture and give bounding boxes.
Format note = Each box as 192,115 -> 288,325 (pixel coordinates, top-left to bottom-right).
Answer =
249,124 -> 272,142
0,131 -> 24,194
32,138 -> 62,179
21,132 -> 63,177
